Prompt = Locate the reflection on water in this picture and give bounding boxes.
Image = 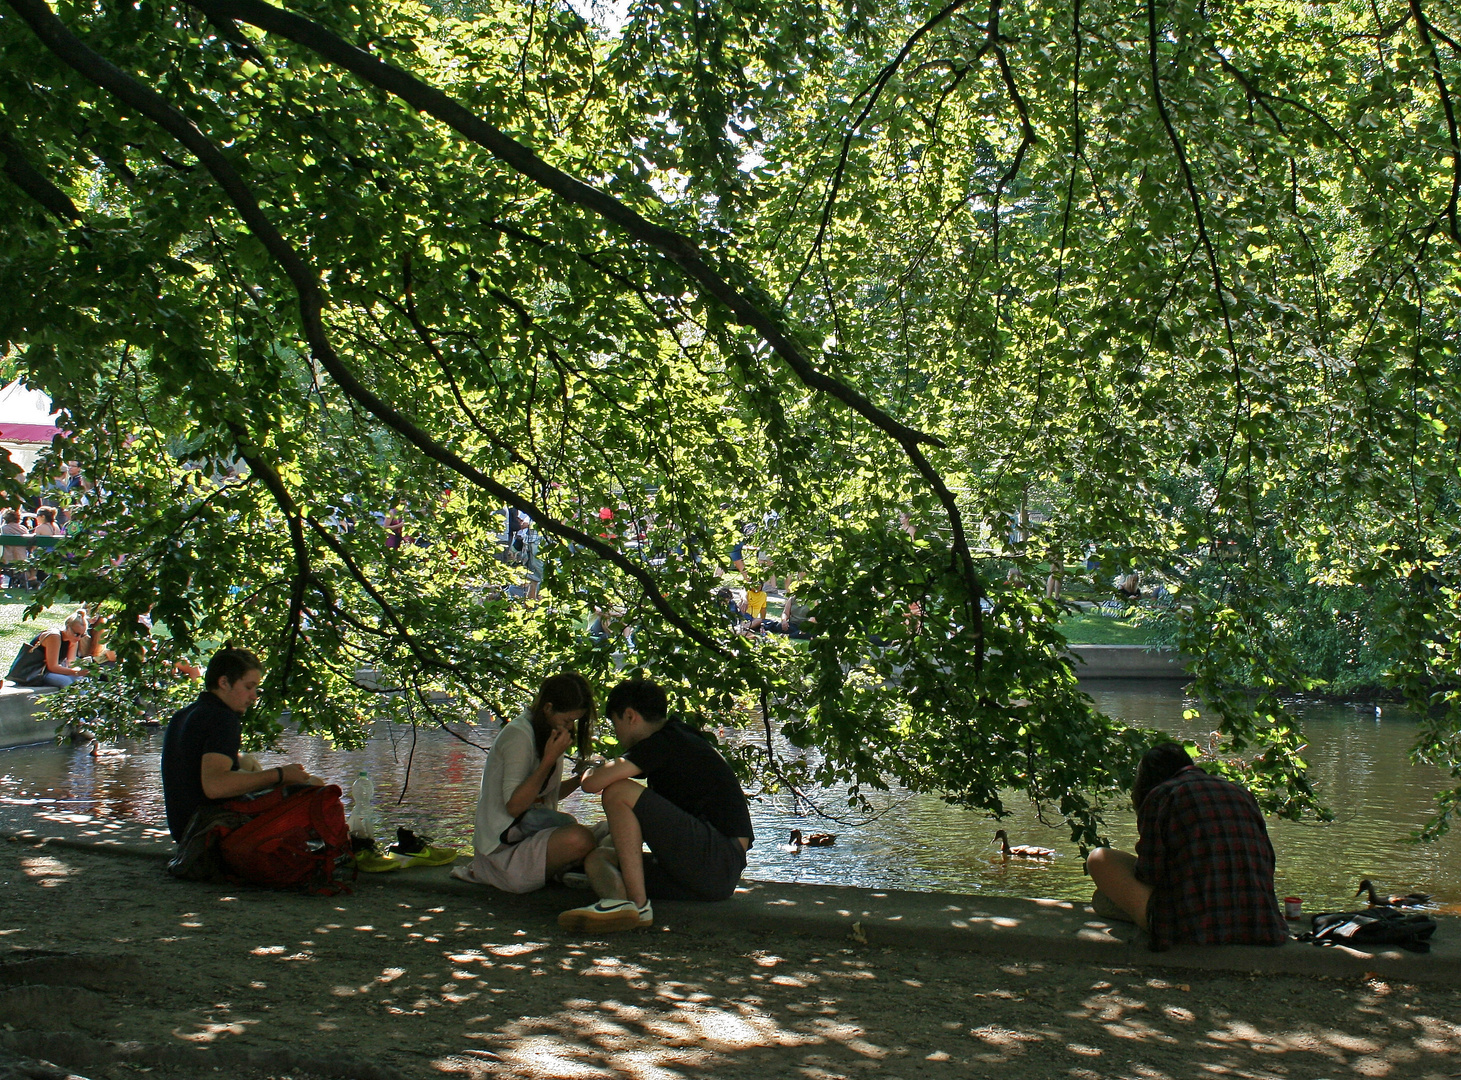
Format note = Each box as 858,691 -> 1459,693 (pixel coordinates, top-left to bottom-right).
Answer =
1,681 -> 1456,912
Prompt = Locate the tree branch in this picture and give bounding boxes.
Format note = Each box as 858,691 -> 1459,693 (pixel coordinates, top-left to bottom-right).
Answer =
181,0 -> 987,637
3,0 -> 734,660
0,130 -> 80,222
184,0 -> 944,453
1410,0 -> 1461,242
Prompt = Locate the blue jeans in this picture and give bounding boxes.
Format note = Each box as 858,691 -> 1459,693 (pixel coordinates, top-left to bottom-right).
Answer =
504,806 -> 576,845
42,672 -> 77,688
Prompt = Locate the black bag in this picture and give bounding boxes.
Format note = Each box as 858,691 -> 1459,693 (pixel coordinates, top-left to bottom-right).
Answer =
5,634 -> 49,688
1299,908 -> 1438,953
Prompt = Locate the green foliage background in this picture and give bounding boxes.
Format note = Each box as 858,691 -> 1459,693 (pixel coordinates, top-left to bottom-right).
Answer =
1,0 -> 1458,843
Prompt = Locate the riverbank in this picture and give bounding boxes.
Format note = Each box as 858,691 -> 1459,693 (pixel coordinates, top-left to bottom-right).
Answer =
1,807 -> 1457,1080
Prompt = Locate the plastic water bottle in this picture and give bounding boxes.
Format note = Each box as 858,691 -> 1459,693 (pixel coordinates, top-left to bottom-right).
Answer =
348,771 -> 376,838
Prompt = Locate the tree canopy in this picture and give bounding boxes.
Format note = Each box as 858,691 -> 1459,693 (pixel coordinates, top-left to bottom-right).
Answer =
1,0 -> 1458,843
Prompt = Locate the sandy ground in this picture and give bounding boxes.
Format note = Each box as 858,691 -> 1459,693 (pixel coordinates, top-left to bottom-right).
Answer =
0,841 -> 1458,1080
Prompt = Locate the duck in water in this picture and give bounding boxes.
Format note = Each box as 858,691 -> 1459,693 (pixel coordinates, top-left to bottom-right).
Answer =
994,829 -> 1055,860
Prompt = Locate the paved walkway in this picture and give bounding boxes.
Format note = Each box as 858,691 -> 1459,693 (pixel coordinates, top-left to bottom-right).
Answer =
3,802 -> 1454,986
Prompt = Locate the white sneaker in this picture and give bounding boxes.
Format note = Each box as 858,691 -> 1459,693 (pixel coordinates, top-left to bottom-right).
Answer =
559,871 -> 591,890
558,898 -> 653,932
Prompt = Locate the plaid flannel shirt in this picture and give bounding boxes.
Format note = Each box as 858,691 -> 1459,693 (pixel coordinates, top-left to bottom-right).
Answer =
1135,765 -> 1288,951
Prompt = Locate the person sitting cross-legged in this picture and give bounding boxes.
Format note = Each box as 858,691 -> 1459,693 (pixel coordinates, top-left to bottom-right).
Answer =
559,679 -> 753,932
1085,742 -> 1288,951
160,647 -> 323,844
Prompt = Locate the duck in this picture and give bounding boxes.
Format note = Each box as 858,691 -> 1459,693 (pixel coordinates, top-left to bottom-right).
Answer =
1355,879 -> 1432,908
786,829 -> 836,850
993,829 -> 1055,860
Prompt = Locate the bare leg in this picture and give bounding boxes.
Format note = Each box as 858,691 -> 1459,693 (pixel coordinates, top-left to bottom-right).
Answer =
584,846 -> 626,900
600,779 -> 648,907
544,823 -> 596,880
1086,847 -> 1151,930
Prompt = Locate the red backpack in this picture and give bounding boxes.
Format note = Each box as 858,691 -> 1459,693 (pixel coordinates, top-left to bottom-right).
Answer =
215,784 -> 355,895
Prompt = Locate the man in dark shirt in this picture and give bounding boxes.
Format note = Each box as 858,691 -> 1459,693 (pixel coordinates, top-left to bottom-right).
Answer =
161,647 -> 318,842
559,679 -> 753,932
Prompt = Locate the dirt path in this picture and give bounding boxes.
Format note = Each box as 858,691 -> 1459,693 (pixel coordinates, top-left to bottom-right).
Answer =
0,840 -> 1457,1080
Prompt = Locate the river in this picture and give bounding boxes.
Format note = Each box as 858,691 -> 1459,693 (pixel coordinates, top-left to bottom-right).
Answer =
1,680 -> 1455,914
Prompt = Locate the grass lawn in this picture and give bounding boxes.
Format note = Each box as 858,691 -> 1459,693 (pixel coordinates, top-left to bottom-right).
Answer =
1059,610 -> 1155,646
0,593 -> 51,660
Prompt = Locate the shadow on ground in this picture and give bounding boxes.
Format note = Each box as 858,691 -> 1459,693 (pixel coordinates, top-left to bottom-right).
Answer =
0,842 -> 1457,1080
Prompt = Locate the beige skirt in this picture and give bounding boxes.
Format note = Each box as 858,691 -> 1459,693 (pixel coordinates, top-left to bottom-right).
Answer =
450,829 -> 557,894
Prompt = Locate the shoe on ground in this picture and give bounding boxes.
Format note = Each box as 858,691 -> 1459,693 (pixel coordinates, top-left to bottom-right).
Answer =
389,827 -> 430,856
559,871 -> 591,890
1091,888 -> 1136,923
558,898 -> 653,933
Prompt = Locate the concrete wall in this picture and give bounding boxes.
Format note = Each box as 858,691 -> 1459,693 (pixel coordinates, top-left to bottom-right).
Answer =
0,686 -> 60,749
1067,644 -> 1189,679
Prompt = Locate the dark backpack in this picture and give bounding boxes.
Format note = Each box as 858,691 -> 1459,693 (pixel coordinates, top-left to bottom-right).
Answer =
167,784 -> 354,895
1300,908 -> 1438,953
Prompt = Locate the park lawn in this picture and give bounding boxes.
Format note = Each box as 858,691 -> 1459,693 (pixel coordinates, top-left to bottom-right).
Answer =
0,594 -> 47,662
1059,611 -> 1155,646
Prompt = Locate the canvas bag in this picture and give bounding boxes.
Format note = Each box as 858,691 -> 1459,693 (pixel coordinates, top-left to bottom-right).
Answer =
219,783 -> 355,895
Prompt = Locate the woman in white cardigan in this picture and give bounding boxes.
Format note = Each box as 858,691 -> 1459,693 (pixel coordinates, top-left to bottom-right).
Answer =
452,672 -> 598,893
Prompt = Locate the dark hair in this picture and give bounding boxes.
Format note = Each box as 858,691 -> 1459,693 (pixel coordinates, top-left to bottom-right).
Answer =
36,507 -> 55,524
605,678 -> 668,725
205,647 -> 264,691
1133,742 -> 1194,811
1,509 -> 17,525
530,671 -> 596,757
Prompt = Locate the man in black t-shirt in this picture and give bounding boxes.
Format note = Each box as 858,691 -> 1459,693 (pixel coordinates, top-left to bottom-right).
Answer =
559,679 -> 753,933
161,648 -> 319,842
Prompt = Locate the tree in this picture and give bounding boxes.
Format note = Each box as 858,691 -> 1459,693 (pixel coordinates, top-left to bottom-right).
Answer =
1,0 -> 1458,844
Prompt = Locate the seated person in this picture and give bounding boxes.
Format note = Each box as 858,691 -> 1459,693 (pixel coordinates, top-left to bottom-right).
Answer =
559,679 -> 753,932
0,509 -> 34,589
160,647 -> 321,842
587,606 -> 634,649
740,578 -> 768,632
6,609 -> 103,688
452,672 -> 597,893
714,587 -> 747,629
1085,742 -> 1288,951
768,587 -> 815,637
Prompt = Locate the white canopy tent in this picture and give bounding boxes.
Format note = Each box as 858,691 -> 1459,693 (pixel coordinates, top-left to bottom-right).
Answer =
0,380 -> 63,475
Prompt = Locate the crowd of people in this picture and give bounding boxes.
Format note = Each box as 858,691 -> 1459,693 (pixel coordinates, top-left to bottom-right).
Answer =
157,648 -> 1292,945
0,463 -> 86,590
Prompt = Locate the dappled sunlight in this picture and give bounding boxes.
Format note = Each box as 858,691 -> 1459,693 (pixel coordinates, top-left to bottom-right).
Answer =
172,1017 -> 258,1043
19,854 -> 76,886
1,838 -> 1459,1080
438,981 -> 877,1078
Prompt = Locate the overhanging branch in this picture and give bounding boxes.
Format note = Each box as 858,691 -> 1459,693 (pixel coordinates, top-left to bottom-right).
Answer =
4,0 -> 731,658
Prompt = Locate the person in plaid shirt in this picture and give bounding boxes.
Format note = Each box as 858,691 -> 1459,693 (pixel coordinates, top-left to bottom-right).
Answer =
1086,743 -> 1288,951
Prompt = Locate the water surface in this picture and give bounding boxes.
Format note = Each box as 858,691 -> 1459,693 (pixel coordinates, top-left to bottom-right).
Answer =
1,681 -> 1454,913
